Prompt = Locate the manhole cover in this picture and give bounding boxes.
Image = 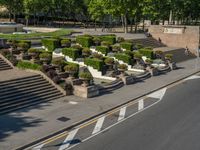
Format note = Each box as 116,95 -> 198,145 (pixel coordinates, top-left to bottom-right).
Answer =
57,117 -> 70,122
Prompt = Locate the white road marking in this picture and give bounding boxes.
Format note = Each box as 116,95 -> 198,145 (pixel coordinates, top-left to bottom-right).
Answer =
92,116 -> 105,135
67,95 -> 165,150
118,107 -> 127,121
184,75 -> 200,81
138,99 -> 144,111
148,88 -> 167,100
69,101 -> 78,105
32,144 -> 45,150
58,128 -> 79,150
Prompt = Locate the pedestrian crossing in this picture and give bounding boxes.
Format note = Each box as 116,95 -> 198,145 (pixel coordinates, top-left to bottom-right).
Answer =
30,88 -> 167,150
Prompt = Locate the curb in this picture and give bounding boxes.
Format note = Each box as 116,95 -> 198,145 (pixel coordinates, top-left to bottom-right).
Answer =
17,69 -> 200,150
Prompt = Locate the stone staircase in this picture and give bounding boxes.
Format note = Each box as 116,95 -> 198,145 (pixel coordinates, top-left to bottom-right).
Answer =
132,37 -> 166,48
0,74 -> 64,115
0,57 -> 12,71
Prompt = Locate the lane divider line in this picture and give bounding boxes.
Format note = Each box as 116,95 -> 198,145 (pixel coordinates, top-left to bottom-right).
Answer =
58,128 -> 79,150
138,99 -> 144,111
92,116 -> 105,135
118,107 -> 127,121
32,143 -> 45,150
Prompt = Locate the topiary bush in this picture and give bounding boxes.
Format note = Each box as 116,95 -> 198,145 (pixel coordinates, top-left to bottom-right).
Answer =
96,46 -> 110,55
104,57 -> 114,65
120,42 -> 133,51
42,38 -> 60,52
61,39 -> 71,48
139,48 -> 155,59
115,53 -> 132,65
84,58 -> 104,71
76,35 -> 93,47
62,48 -> 81,61
92,53 -> 103,60
79,72 -> 93,80
16,40 -> 31,49
39,52 -> 52,60
100,35 -> 116,45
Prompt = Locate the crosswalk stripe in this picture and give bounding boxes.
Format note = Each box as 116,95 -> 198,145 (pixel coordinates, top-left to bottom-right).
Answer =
32,144 -> 45,150
118,107 -> 127,121
58,128 -> 79,150
138,99 -> 144,111
92,116 -> 105,135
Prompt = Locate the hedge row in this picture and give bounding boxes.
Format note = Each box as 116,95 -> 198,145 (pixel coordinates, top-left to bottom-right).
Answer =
84,58 -> 104,71
115,53 -> 132,65
96,46 -> 109,55
139,49 -> 155,59
17,61 -> 42,70
62,48 -> 81,61
100,35 -> 116,45
76,35 -> 93,47
42,38 -> 60,52
120,42 -> 133,51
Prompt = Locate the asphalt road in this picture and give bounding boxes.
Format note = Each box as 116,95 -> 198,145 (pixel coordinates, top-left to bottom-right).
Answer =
70,78 -> 200,150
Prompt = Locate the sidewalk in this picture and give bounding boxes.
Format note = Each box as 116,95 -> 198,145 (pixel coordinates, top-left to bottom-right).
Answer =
0,58 -> 200,150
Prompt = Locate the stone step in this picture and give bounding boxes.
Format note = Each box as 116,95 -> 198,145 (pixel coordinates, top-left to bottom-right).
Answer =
0,84 -> 56,100
0,94 -> 64,115
0,79 -> 47,91
0,88 -> 61,107
0,75 -> 41,85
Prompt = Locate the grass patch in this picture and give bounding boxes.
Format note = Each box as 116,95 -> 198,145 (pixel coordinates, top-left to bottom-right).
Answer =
0,29 -> 72,40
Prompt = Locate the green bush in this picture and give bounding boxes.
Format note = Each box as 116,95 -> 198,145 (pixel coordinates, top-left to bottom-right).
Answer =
39,52 -> 52,59
61,39 -> 71,47
62,48 -> 81,60
17,61 -> 42,70
96,46 -> 109,55
76,35 -> 93,47
42,38 -> 60,52
120,42 -> 133,51
85,58 -> 104,71
100,35 -> 116,44
17,40 -> 31,49
139,48 -> 155,59
79,72 -> 93,80
115,53 -> 132,65
104,57 -> 114,65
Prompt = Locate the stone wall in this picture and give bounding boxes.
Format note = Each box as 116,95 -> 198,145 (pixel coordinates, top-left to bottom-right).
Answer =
149,25 -> 200,55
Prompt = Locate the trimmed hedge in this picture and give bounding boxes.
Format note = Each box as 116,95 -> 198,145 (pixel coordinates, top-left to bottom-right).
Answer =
115,53 -> 132,65
84,58 -> 104,71
139,49 -> 155,59
76,35 -> 93,47
120,42 -> 133,51
17,61 -> 42,70
17,40 -> 31,49
100,35 -> 116,45
42,38 -> 60,52
62,48 -> 81,61
96,46 -> 109,55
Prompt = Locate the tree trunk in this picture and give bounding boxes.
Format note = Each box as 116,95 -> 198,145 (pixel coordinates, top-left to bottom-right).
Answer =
94,20 -> 97,31
134,16 -> 138,33
121,15 -> 125,32
124,15 -> 128,34
130,19 -> 133,33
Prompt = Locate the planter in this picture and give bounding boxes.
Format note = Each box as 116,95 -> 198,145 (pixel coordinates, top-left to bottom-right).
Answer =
106,63 -> 114,71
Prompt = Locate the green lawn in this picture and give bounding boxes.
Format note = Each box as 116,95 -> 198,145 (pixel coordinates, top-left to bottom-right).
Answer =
0,29 -> 72,40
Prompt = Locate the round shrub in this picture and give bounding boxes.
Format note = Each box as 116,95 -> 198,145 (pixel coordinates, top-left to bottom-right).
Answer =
64,64 -> 79,73
79,72 -> 93,80
117,37 -> 125,43
39,52 -> 52,59
118,64 -> 128,71
105,57 -> 114,65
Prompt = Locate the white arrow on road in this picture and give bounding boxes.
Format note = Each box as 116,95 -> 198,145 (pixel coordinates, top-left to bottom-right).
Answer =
147,88 -> 167,100
184,75 -> 200,81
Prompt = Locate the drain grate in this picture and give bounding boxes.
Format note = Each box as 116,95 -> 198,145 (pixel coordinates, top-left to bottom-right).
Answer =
57,117 -> 70,122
